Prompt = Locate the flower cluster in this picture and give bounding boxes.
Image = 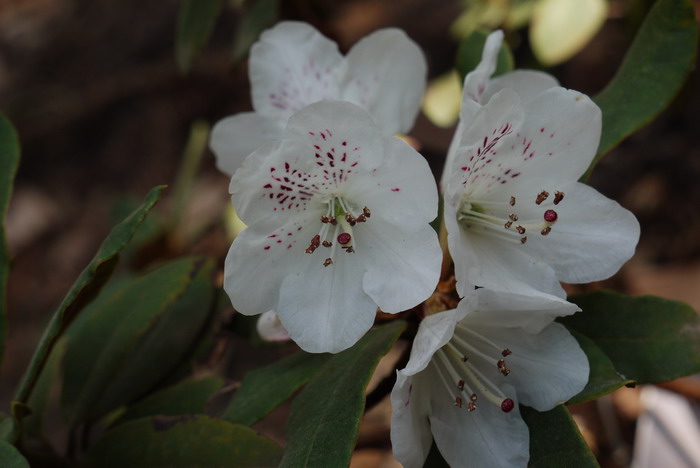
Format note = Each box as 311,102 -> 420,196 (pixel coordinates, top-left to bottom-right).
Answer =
213,24 -> 640,467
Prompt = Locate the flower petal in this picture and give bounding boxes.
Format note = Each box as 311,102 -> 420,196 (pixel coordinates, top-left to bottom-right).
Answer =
390,372 -> 434,468
256,310 -> 290,342
210,113 -> 285,176
524,181 -> 640,284
461,30 -> 504,111
249,22 -> 344,119
342,29 -> 427,135
481,70 -> 559,106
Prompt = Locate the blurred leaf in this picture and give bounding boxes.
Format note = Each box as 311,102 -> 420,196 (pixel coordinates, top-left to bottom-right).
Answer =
13,186 -> 165,408
584,0 -> 698,180
0,441 -> 29,468
450,0 -> 509,39
113,376 -> 224,427
279,321 -> 406,468
231,0 -> 280,63
504,0 -> 537,30
530,0 -> 608,66
224,351 -> 331,426
522,405 -> 598,467
176,0 -> 224,73
456,29 -> 514,82
81,415 -> 282,468
0,114 -> 19,370
61,257 -> 215,425
566,330 -> 634,405
563,291 -> 700,384
24,339 -> 67,438
422,71 -> 463,128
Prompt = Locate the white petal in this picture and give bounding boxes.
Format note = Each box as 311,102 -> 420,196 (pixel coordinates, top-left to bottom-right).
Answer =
256,310 -> 290,342
461,30 -> 504,109
249,22 -> 344,119
390,372 -> 434,468
350,136 -> 438,226
277,248 -> 376,353
524,181 -> 640,284
359,218 -> 441,314
210,113 -> 285,176
342,28 -> 427,135
439,120 -> 464,192
481,322 -> 589,411
481,70 -> 559,106
400,308 -> 465,377
423,364 -> 530,468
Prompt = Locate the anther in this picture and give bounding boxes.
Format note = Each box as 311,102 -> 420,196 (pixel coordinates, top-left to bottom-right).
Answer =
320,216 -> 330,223
509,196 -> 516,206
520,236 -> 527,244
345,214 -> 356,226
468,401 -> 477,412
541,227 -> 552,236
363,206 -> 371,218
516,226 -> 526,235
306,234 -> 321,254
502,348 -> 512,357
322,240 -> 332,247
323,258 -> 333,267
337,233 -> 352,245
553,191 -> 564,205
497,359 -> 511,376
454,396 -> 463,408
330,217 -> 337,225
509,213 -> 518,222
344,246 -> 355,253
501,398 -> 515,413
544,209 -> 558,223
470,393 -> 477,402
504,221 -> 513,229
461,355 -> 469,362
355,214 -> 366,223
457,380 -> 465,391
536,190 -> 549,205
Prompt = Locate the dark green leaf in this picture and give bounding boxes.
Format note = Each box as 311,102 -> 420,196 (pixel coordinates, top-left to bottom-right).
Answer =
61,257 -> 216,424
563,291 -> 700,384
521,405 -> 598,468
0,441 -> 29,468
24,339 -> 67,438
81,415 -> 282,468
113,376 -> 224,427
231,0 -> 280,63
14,186 -> 165,407
566,330 -> 634,405
176,0 -> 224,73
279,321 -> 406,468
456,29 -> 514,82
224,351 -> 331,426
584,0 -> 698,180
0,114 -> 20,369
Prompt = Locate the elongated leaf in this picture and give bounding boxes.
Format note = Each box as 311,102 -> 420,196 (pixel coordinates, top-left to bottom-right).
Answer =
231,0 -> 280,63
0,114 -> 19,369
0,441 -> 29,468
113,376 -> 224,427
566,330 -> 634,405
584,0 -> 698,179
563,291 -> 700,384
14,186 -> 165,408
176,0 -> 224,73
61,257 -> 215,424
81,415 -> 282,467
225,351 -> 330,426
521,405 -> 598,467
456,29 -> 514,82
279,321 -> 406,468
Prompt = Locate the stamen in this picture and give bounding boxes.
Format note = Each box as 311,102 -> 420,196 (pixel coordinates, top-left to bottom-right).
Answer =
544,210 -> 558,222
320,216 -> 330,223
355,214 -> 366,223
509,196 -> 516,206
306,234 -> 321,254
520,236 -> 527,244
509,213 -> 518,222
323,258 -> 333,267
363,206 -> 371,218
553,191 -> 564,205
468,400 -> 477,412
504,221 -> 513,229
515,226 -> 526,235
541,227 -> 551,236
497,359 -> 511,376
458,380 -> 465,391
322,240 -> 332,247
345,213 -> 356,226
535,190 -> 549,205
454,397 -> 463,408
330,217 -> 337,225
502,348 -> 512,357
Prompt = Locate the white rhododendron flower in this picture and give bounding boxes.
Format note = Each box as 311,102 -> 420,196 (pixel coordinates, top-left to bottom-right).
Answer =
391,290 -> 588,468
256,310 -> 290,342
224,100 -> 441,353
444,84 -> 640,298
211,21 -> 427,176
441,30 -> 559,189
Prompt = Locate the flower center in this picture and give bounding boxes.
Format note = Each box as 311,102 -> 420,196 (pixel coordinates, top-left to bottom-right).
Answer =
457,190 -> 564,244
304,196 -> 371,267
434,325 -> 515,414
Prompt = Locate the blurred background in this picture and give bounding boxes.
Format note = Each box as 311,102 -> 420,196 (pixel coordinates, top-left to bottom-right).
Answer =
2,0 -> 699,466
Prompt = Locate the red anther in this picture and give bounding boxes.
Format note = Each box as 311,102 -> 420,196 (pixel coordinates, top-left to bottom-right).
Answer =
337,233 -> 352,245
544,209 -> 558,222
501,398 -> 515,413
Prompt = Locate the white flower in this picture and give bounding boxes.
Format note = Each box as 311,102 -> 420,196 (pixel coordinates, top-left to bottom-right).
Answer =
441,30 -> 559,189
390,289 -> 588,468
444,82 -> 640,298
224,100 -> 441,353
211,21 -> 427,176
256,310 -> 290,342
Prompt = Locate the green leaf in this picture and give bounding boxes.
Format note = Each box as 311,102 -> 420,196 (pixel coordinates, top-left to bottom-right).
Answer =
521,405 -> 598,467
176,0 -> 224,73
113,376 -> 225,427
81,415 -> 282,468
232,0 -> 280,63
0,114 -> 20,370
563,291 -> 700,384
13,186 -> 165,407
24,338 -> 68,438
279,321 -> 406,468
584,0 -> 698,180
224,351 -> 331,426
566,330 -> 634,405
61,256 -> 216,425
455,29 -> 514,82
0,441 -> 29,468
